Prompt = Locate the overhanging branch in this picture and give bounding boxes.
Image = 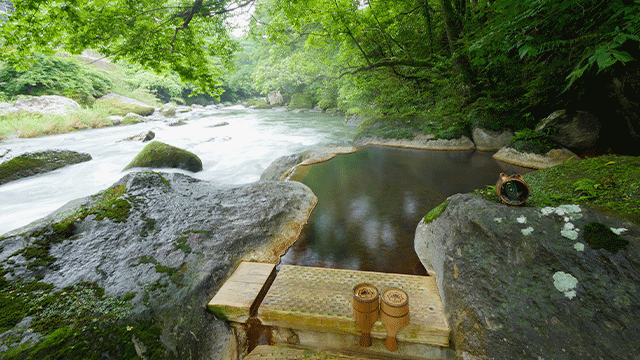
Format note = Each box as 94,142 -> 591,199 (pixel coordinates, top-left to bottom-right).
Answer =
339,58 -> 433,78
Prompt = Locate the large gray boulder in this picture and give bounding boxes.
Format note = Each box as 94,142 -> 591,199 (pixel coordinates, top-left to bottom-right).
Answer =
0,172 -> 317,359
124,141 -> 202,172
0,150 -> 92,185
267,90 -> 284,106
535,110 -> 601,151
472,126 -> 514,151
0,95 -> 80,115
415,193 -> 639,360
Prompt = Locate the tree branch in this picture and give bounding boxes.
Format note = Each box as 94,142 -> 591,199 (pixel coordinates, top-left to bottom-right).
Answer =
339,58 -> 433,78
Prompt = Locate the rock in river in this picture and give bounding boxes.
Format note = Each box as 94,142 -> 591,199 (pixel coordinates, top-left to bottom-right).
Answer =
0,150 -> 92,185
124,141 -> 202,172
0,171 -> 317,359
415,193 -> 640,360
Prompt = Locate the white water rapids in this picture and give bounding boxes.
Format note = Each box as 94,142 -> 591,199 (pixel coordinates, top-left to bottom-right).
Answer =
0,106 -> 356,235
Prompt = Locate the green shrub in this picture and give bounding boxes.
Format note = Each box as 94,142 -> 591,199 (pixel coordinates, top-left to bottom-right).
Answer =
507,128 -> 561,154
0,53 -> 111,106
289,94 -> 313,109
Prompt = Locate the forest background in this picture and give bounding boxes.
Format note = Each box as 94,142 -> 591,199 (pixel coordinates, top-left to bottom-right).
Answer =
1,0 -> 639,155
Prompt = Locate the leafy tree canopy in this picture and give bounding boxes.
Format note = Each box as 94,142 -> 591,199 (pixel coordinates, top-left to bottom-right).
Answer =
0,0 -> 255,95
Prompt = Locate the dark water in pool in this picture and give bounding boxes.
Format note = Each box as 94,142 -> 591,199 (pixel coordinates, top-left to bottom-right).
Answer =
281,146 -> 530,275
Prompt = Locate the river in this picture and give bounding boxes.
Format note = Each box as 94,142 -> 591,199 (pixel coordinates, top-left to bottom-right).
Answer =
1,106 -> 524,275
0,106 -> 355,235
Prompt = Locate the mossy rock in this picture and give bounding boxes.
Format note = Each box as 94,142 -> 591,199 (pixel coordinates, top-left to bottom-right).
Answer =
0,150 -> 92,185
288,94 -> 313,110
246,98 -> 271,109
123,141 -> 203,172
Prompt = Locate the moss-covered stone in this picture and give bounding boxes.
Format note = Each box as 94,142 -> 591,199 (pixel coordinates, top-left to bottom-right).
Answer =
0,150 -> 92,185
97,97 -> 155,117
423,200 -> 451,224
123,141 -> 203,172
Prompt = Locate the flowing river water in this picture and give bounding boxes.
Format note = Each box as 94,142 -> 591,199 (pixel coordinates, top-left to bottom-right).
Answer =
1,105 -> 523,274
0,106 -> 355,235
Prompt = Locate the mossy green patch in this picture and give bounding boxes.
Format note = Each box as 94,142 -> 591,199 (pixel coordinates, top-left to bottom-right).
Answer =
97,97 -> 155,117
122,292 -> 137,302
523,155 -> 640,223
174,236 -> 192,253
506,128 -> 561,155
584,222 -> 630,253
0,294 -> 27,333
423,200 -> 451,224
289,94 -> 313,109
0,156 -> 45,184
11,223 -> 78,270
476,155 -> 639,223
0,151 -> 91,185
85,184 -> 132,223
0,280 -> 165,359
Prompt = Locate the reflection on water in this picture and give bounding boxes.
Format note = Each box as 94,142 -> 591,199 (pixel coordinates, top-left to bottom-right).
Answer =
282,146 -> 531,275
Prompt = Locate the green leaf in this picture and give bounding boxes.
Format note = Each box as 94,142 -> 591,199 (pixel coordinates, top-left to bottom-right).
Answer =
594,47 -> 617,70
611,49 -> 634,63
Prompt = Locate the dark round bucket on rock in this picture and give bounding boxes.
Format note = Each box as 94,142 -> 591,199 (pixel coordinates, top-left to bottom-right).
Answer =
496,173 -> 530,206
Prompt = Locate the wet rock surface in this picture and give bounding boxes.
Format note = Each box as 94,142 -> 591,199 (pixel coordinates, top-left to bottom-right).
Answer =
0,150 -> 92,185
0,172 -> 317,359
415,193 -> 640,360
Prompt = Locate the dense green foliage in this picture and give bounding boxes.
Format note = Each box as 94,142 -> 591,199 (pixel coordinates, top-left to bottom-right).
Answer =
0,54 -> 111,105
238,0 -> 640,142
0,0 -> 252,95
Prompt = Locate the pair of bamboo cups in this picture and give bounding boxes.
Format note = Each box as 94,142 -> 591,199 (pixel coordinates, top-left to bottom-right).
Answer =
352,283 -> 410,351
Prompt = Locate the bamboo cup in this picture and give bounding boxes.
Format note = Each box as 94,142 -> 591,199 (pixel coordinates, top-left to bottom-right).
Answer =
380,288 -> 409,351
352,283 -> 380,347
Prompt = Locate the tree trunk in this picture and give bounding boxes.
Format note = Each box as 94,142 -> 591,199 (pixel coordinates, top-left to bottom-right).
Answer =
439,0 -> 474,92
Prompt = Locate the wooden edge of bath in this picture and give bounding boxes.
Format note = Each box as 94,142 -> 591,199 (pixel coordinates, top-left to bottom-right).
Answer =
207,261 -> 277,323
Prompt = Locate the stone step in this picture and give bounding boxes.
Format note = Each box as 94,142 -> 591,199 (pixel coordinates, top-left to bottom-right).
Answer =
207,262 -> 277,323
257,265 -> 450,359
245,345 -> 383,360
